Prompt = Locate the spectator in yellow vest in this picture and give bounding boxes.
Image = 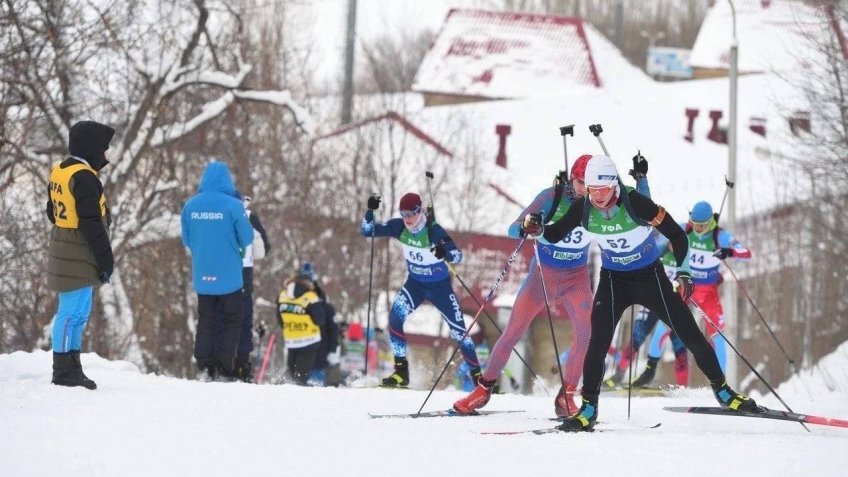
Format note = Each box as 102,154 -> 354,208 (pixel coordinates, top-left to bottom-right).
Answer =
46,120 -> 115,390
277,274 -> 326,385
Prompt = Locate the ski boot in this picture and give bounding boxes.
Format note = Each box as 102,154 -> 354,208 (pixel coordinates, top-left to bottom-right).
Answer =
711,380 -> 758,412
556,396 -> 598,432
381,357 -> 409,388
453,377 -> 496,414
554,383 -> 579,418
470,367 -> 483,386
52,351 -> 96,390
631,357 -> 658,388
602,368 -> 624,389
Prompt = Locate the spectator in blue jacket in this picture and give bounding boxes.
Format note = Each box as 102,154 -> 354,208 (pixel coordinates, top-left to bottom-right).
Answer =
181,161 -> 253,379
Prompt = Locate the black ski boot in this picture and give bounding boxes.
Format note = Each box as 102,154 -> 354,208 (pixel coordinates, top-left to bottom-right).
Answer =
711,380 -> 758,412
556,396 -> 598,432
52,351 -> 96,390
381,357 -> 409,387
631,357 -> 658,388
602,368 -> 624,389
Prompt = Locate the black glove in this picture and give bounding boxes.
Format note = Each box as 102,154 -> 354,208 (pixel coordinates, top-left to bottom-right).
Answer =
432,242 -> 447,260
521,212 -> 544,238
99,271 -> 111,284
713,247 -> 734,260
674,271 -> 694,301
367,195 -> 381,210
629,153 -> 648,180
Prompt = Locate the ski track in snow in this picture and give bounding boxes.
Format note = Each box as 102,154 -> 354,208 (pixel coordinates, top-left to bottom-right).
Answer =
2,350 -> 848,476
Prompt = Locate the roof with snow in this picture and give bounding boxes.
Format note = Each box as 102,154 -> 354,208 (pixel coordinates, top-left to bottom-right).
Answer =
411,9 -> 601,100
688,0 -> 837,74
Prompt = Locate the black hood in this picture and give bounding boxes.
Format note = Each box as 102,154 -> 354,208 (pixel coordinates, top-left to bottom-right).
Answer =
68,121 -> 115,170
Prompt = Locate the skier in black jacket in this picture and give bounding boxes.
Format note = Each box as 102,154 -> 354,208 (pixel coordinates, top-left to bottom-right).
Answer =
535,155 -> 757,431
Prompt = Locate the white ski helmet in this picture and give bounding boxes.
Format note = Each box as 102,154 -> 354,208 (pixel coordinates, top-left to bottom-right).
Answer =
584,155 -> 619,188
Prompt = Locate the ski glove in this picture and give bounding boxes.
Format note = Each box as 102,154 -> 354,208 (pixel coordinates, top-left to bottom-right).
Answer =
432,242 -> 447,260
713,247 -> 734,260
99,271 -> 111,284
674,271 -> 694,302
521,213 -> 544,239
327,346 -> 341,366
367,195 -> 381,210
629,153 -> 648,180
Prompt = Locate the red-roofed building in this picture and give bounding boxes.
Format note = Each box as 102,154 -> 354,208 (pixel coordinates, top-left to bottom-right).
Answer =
412,9 -> 601,105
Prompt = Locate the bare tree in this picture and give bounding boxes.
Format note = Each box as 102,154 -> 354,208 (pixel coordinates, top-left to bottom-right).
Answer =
0,0 -> 311,371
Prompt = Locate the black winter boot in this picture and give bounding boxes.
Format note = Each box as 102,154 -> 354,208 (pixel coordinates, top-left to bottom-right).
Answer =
381,357 -> 409,387
235,360 -> 254,383
52,352 -> 96,390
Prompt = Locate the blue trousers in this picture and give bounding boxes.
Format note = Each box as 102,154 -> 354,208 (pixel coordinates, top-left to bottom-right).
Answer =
52,287 -> 93,353
388,277 -> 479,367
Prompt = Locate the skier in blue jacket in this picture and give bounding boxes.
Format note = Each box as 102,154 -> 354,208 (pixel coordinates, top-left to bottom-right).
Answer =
361,192 -> 479,387
181,161 -> 254,379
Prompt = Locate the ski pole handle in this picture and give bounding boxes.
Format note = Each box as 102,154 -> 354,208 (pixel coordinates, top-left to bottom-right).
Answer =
589,124 -> 611,156
559,125 -> 574,180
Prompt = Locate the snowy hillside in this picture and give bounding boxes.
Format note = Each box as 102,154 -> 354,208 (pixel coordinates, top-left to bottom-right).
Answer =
2,346 -> 848,477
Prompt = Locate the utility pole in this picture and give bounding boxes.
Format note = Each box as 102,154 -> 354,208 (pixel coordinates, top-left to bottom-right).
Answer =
613,0 -> 624,49
341,0 -> 357,125
726,0 -> 739,387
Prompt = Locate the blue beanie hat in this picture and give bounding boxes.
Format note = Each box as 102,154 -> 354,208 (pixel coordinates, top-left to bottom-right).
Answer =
690,201 -> 714,222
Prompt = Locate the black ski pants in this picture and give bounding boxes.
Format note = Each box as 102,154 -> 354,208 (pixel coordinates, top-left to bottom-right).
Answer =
286,343 -> 319,385
581,261 -> 725,399
195,290 -> 244,375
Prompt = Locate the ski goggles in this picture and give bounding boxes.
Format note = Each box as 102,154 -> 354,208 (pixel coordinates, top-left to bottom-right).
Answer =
586,184 -> 615,196
689,217 -> 712,229
400,205 -> 422,218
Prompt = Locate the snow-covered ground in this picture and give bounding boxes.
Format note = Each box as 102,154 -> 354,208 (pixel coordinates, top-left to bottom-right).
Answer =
2,345 -> 848,477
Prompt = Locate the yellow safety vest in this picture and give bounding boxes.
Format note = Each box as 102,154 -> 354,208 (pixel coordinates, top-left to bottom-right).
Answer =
277,290 -> 321,349
49,162 -> 107,229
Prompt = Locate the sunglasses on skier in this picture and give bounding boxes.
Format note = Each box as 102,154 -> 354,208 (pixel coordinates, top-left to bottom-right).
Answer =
400,205 -> 421,218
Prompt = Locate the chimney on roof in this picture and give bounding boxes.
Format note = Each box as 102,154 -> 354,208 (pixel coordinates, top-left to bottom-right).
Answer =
788,111 -> 811,136
684,108 -> 699,143
495,124 -> 511,169
749,117 -> 767,137
707,110 -> 728,144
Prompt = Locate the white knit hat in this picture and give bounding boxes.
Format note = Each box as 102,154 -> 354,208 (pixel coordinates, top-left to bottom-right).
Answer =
584,155 -> 619,187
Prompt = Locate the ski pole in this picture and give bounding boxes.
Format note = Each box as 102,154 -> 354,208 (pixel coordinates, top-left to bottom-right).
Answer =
425,171 -> 436,223
532,238 -> 566,400
688,299 -> 809,432
445,261 -> 543,386
715,176 -> 735,222
559,125 -> 574,182
256,333 -> 277,384
365,193 -> 380,376
627,305 -> 635,419
722,262 -> 796,371
416,236 -> 528,414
